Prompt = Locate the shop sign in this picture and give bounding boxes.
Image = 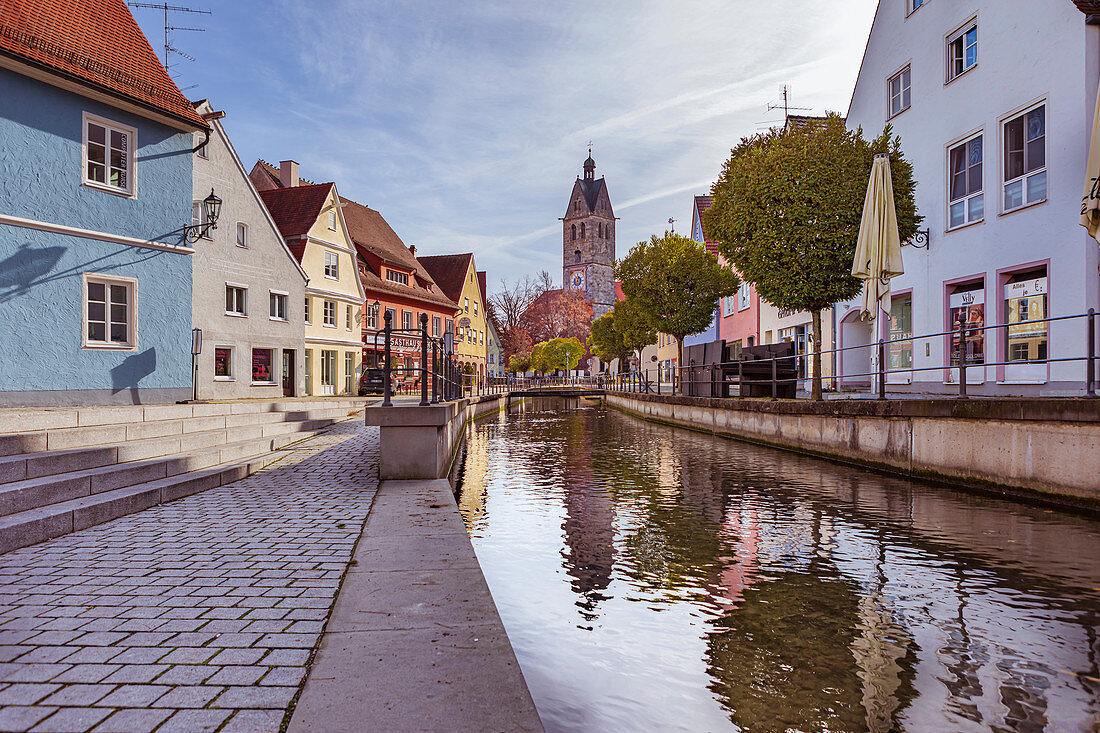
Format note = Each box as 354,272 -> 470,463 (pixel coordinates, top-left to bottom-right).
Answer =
949,288 -> 985,309
1004,277 -> 1047,299
459,317 -> 471,328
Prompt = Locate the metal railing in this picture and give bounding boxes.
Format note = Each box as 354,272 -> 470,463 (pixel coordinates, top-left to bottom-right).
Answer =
604,308 -> 1099,400
373,311 -> 464,407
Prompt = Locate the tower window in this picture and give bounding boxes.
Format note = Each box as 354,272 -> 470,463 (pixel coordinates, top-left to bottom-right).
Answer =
571,224 -> 576,241
598,222 -> 603,238
580,223 -> 585,239
574,250 -> 581,263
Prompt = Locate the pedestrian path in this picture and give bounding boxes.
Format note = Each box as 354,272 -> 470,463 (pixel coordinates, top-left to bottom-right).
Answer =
0,419 -> 377,732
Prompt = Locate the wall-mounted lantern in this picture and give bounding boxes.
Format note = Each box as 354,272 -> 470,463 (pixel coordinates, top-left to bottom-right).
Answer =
185,189 -> 222,243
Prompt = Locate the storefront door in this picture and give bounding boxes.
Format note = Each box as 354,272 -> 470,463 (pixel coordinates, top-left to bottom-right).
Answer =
281,350 -> 295,397
948,285 -> 986,384
887,296 -> 912,384
1004,274 -> 1047,383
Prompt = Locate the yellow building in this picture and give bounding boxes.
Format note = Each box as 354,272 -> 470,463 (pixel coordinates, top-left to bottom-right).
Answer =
259,182 -> 364,396
419,253 -> 488,383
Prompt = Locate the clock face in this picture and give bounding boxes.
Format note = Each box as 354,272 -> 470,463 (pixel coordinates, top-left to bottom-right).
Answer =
570,270 -> 585,289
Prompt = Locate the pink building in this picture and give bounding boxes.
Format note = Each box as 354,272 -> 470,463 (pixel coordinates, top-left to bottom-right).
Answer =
692,194 -> 760,352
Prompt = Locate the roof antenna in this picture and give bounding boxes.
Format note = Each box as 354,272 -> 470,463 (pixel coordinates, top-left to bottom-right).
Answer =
128,3 -> 211,76
668,217 -> 676,234
764,84 -> 811,127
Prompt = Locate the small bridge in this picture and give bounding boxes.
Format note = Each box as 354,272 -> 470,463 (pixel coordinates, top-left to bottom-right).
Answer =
504,388 -> 605,406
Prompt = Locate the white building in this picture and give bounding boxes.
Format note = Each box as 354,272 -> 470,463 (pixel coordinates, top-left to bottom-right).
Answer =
838,0 -> 1100,395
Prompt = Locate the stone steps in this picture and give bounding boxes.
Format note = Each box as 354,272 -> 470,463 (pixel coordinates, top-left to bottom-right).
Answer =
0,398 -> 370,553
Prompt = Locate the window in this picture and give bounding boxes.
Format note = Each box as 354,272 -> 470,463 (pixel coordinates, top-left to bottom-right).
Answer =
433,316 -> 441,337
195,132 -> 208,160
324,252 -> 339,279
580,222 -> 586,239
464,297 -> 469,313
947,23 -> 977,82
386,269 -> 410,286
574,249 -> 581,263
83,114 -> 134,195
346,304 -> 353,331
888,66 -> 911,118
367,305 -> 378,329
949,283 -> 985,367
386,307 -> 396,327
480,330 -> 484,345
192,202 -> 213,240
84,275 -> 135,347
948,135 -> 984,228
304,297 -> 311,324
226,284 -> 247,316
328,210 -> 337,230
446,318 -> 454,334
236,222 -> 248,248
1003,105 -> 1046,212
321,350 -> 337,387
571,224 -> 576,241
402,310 -> 412,330
473,301 -> 478,316
598,222 -> 603,238
739,282 -> 751,311
1005,271 -> 1047,364
908,0 -> 923,13
304,350 -> 312,395
269,291 -> 288,321
345,352 -> 354,393
323,300 -> 336,327
214,346 -> 233,379
252,348 -> 274,383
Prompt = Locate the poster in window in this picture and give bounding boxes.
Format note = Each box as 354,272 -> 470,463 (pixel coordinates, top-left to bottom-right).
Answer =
214,347 -> 232,378
1005,277 -> 1047,362
252,349 -> 273,383
949,288 -> 985,366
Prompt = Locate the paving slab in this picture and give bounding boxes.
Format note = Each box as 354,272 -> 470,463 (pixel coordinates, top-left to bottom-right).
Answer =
288,479 -> 543,733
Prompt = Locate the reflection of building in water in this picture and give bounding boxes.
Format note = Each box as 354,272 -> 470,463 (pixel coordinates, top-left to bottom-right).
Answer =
456,425 -> 491,526
560,413 -> 615,619
708,505 -> 761,608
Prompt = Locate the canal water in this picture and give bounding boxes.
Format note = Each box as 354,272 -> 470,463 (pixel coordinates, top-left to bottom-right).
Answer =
456,398 -> 1100,733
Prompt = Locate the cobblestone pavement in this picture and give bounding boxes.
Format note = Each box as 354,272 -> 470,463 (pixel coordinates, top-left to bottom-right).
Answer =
0,419 -> 378,732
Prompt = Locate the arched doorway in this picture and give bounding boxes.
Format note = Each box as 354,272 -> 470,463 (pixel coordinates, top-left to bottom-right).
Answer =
839,309 -> 874,389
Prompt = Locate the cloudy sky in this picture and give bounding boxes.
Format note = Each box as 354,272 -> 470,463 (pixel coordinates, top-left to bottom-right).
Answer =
137,0 -> 878,290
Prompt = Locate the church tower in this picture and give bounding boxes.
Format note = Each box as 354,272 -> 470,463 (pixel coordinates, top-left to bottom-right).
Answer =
563,151 -> 616,317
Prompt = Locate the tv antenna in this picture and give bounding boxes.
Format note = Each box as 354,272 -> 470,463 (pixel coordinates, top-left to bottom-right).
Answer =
668,217 -> 676,233
128,3 -> 210,73
764,84 -> 811,126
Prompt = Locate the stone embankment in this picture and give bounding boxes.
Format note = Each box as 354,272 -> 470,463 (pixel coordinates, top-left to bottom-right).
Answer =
605,393 -> 1100,508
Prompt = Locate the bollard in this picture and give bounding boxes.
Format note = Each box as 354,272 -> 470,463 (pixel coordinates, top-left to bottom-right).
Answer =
1089,309 -> 1097,397
877,339 -> 886,401
419,314 -> 429,406
382,310 -> 393,407
958,321 -> 968,398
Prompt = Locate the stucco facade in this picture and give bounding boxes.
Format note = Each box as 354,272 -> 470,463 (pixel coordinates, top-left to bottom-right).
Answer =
838,0 -> 1100,395
191,102 -> 307,399
0,67 -> 200,406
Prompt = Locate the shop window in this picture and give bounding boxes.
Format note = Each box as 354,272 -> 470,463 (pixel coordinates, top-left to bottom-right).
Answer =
1004,271 -> 1047,363
948,135 -> 983,228
1003,105 -> 1046,212
214,346 -> 233,380
887,295 -> 913,371
948,283 -> 985,366
252,348 -> 275,384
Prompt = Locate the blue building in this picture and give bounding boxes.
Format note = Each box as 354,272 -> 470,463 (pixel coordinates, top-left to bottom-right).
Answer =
682,195 -> 721,349
0,0 -> 208,405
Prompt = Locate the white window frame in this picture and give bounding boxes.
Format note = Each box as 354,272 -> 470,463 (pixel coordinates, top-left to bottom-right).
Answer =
236,222 -> 249,248
464,297 -> 469,313
225,283 -> 248,317
82,112 -> 136,197
1000,101 -> 1047,215
346,304 -> 353,331
344,352 -> 355,393
82,273 -> 137,349
433,316 -> 441,337
194,132 -> 208,160
324,251 -> 339,280
907,0 -> 923,15
402,310 -> 413,330
887,64 -> 911,119
946,19 -> 978,84
269,290 -> 288,321
213,345 -> 234,381
323,299 -> 337,328
739,281 -> 751,311
304,296 -> 311,325
946,131 -> 985,231
192,202 -> 213,241
385,269 -> 410,286
328,210 -> 337,230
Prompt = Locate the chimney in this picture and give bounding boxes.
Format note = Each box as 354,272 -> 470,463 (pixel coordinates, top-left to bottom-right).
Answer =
409,245 -> 417,257
279,160 -> 299,188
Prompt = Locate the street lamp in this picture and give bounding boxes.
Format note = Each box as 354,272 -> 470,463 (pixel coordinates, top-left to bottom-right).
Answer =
185,188 -> 222,243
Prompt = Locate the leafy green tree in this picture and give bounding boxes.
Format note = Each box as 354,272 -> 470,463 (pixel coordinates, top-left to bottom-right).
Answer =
546,337 -> 584,373
705,115 -> 921,400
613,298 -> 657,369
508,350 -> 531,374
615,232 -> 739,393
529,342 -> 550,375
588,314 -> 631,368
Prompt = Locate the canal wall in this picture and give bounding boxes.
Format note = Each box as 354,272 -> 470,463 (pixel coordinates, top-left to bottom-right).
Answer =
604,393 -> 1100,508
365,395 -> 504,480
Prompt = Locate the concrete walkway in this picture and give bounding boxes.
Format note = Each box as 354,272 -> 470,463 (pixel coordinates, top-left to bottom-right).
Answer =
288,478 -> 542,732
0,419 -> 377,732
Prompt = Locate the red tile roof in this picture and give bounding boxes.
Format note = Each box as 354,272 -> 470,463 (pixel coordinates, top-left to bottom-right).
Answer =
249,160 -> 315,192
476,271 -> 487,304
418,254 -> 473,304
258,183 -> 334,243
0,0 -> 205,128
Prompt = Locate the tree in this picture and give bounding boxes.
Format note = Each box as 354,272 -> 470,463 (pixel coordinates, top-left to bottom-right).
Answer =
490,272 -> 553,331
615,232 -> 739,393
500,325 -> 533,367
529,342 -> 550,375
612,298 -> 657,369
508,350 -> 531,374
520,289 -> 593,344
546,337 -> 584,373
705,115 -> 921,399
588,313 -> 631,369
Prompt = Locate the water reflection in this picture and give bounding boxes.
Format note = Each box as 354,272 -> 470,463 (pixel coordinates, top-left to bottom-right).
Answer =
458,400 -> 1100,732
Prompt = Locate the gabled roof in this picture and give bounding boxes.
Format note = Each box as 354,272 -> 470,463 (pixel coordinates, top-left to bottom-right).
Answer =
784,114 -> 830,130
568,177 -> 610,215
476,271 -> 487,305
0,0 -> 205,128
692,195 -> 720,255
250,159 -> 315,191
258,183 -> 334,243
418,253 -> 473,304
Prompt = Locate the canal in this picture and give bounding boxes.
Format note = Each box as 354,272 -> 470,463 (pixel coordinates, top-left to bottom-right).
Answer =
456,398 -> 1100,732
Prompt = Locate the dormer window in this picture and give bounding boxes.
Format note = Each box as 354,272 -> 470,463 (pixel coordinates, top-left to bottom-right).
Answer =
386,269 -> 410,286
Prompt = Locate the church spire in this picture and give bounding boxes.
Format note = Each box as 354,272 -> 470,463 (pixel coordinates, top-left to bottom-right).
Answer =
583,148 -> 595,181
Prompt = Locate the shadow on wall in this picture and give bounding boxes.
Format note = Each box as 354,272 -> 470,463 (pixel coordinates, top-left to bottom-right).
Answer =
110,348 -> 157,404
0,241 -> 164,304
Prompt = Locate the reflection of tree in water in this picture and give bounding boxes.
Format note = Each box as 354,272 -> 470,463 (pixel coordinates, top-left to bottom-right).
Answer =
706,570 -> 869,732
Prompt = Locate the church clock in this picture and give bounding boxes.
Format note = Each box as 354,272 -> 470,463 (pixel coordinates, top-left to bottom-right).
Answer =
570,269 -> 585,290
